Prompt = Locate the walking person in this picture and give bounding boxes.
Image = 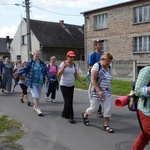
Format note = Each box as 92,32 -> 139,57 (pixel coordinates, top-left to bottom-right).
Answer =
132,66 -> 150,150
0,56 -> 3,89
18,50 -> 52,116
19,61 -> 31,106
12,60 -> 22,92
88,39 -> 104,118
82,52 -> 114,133
0,57 -> 13,93
58,50 -> 86,124
45,56 -> 59,103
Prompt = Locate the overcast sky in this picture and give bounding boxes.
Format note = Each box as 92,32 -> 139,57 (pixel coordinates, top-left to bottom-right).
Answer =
0,0 -> 131,38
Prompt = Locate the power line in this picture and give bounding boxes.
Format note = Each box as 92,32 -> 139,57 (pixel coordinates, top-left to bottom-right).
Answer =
32,5 -> 81,16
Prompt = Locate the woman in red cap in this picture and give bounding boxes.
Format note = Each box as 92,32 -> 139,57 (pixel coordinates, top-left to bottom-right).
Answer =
58,50 -> 86,124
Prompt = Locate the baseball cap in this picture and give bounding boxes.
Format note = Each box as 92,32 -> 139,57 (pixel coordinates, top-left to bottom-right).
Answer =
66,51 -> 76,57
95,39 -> 104,43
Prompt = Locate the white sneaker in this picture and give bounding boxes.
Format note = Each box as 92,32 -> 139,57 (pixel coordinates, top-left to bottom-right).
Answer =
35,108 -> 42,114
51,99 -> 56,103
45,95 -> 49,102
35,108 -> 44,116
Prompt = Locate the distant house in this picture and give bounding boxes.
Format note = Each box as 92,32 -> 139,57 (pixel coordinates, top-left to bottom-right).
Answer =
10,19 -> 84,62
82,0 -> 150,80
0,36 -> 12,59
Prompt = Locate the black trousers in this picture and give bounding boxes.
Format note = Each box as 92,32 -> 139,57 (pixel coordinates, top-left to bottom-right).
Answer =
60,85 -> 74,119
20,84 -> 28,95
46,81 -> 56,99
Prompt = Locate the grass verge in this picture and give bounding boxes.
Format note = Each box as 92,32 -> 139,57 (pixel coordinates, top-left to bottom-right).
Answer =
75,77 -> 132,96
0,115 -> 25,150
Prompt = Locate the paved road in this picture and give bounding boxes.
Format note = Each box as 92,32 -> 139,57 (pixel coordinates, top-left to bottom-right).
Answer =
0,86 -> 149,150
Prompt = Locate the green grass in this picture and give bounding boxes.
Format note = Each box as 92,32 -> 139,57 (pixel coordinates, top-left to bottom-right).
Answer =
75,77 -> 132,96
0,115 -> 25,149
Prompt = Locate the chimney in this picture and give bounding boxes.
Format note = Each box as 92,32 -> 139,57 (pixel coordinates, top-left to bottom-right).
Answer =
59,20 -> 64,24
6,36 -> 10,42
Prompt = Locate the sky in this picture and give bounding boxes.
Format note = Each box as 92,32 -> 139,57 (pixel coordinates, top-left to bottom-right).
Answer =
0,0 -> 131,38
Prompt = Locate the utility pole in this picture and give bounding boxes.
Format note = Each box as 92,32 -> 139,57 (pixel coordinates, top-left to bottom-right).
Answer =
25,0 -> 32,61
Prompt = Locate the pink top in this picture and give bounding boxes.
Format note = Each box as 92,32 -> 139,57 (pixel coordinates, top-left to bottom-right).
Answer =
47,64 -> 57,76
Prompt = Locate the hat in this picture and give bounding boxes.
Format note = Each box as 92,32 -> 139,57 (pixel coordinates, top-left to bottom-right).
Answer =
66,51 -> 76,57
95,39 -> 104,43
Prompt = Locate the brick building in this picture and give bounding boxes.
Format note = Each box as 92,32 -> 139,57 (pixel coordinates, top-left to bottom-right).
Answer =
82,0 -> 150,80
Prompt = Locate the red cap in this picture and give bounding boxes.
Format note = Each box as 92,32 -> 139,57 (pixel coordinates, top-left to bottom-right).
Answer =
66,51 -> 76,57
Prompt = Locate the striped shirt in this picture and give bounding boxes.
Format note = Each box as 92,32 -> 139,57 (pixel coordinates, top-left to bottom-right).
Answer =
88,62 -> 112,100
135,66 -> 150,116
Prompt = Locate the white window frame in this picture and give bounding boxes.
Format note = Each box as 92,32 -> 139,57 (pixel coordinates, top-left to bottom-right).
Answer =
134,36 -> 150,52
134,5 -> 150,23
94,13 -> 108,30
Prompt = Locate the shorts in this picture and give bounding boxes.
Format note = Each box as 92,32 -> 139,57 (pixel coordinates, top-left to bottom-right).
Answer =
30,83 -> 42,100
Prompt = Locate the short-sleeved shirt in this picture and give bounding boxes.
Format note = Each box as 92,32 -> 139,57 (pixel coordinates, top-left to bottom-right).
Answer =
88,51 -> 103,66
59,62 -> 76,87
88,62 -> 112,100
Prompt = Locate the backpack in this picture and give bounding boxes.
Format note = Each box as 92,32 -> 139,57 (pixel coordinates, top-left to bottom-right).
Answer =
87,62 -> 111,84
128,81 -> 138,111
87,51 -> 104,84
128,80 -> 150,111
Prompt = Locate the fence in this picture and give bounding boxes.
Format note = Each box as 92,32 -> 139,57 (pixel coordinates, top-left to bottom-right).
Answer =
55,60 -> 149,81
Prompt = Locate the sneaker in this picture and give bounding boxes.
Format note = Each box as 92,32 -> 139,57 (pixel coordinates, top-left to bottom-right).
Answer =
20,99 -> 24,103
96,112 -> 103,118
36,108 -> 44,117
51,99 -> 56,103
45,95 -> 49,102
27,101 -> 32,106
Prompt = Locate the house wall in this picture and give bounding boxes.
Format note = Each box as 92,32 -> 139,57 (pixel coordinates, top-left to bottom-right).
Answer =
85,0 -> 150,60
84,0 -> 150,80
10,19 -> 40,62
31,32 -> 40,56
10,20 -> 28,62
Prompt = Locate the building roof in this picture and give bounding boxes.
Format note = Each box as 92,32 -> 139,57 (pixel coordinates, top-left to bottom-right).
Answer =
0,37 -> 12,53
27,19 -> 84,48
81,0 -> 143,15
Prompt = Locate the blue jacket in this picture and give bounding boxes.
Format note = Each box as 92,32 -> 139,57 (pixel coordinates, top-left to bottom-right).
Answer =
18,59 -> 52,88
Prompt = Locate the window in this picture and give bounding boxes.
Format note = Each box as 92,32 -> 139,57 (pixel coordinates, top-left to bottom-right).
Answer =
133,36 -> 150,52
134,5 -> 150,23
17,55 -> 21,61
94,13 -> 108,30
22,35 -> 27,45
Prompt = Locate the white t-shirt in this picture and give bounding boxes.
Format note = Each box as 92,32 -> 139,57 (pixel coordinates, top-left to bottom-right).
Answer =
88,62 -> 112,100
59,62 -> 76,87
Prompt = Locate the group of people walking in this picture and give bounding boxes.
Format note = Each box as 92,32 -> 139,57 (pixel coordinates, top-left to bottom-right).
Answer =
0,47 -> 114,130
1,38 -> 150,149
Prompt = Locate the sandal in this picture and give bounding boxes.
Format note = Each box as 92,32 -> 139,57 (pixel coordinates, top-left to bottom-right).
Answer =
82,113 -> 89,126
103,125 -> 114,133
